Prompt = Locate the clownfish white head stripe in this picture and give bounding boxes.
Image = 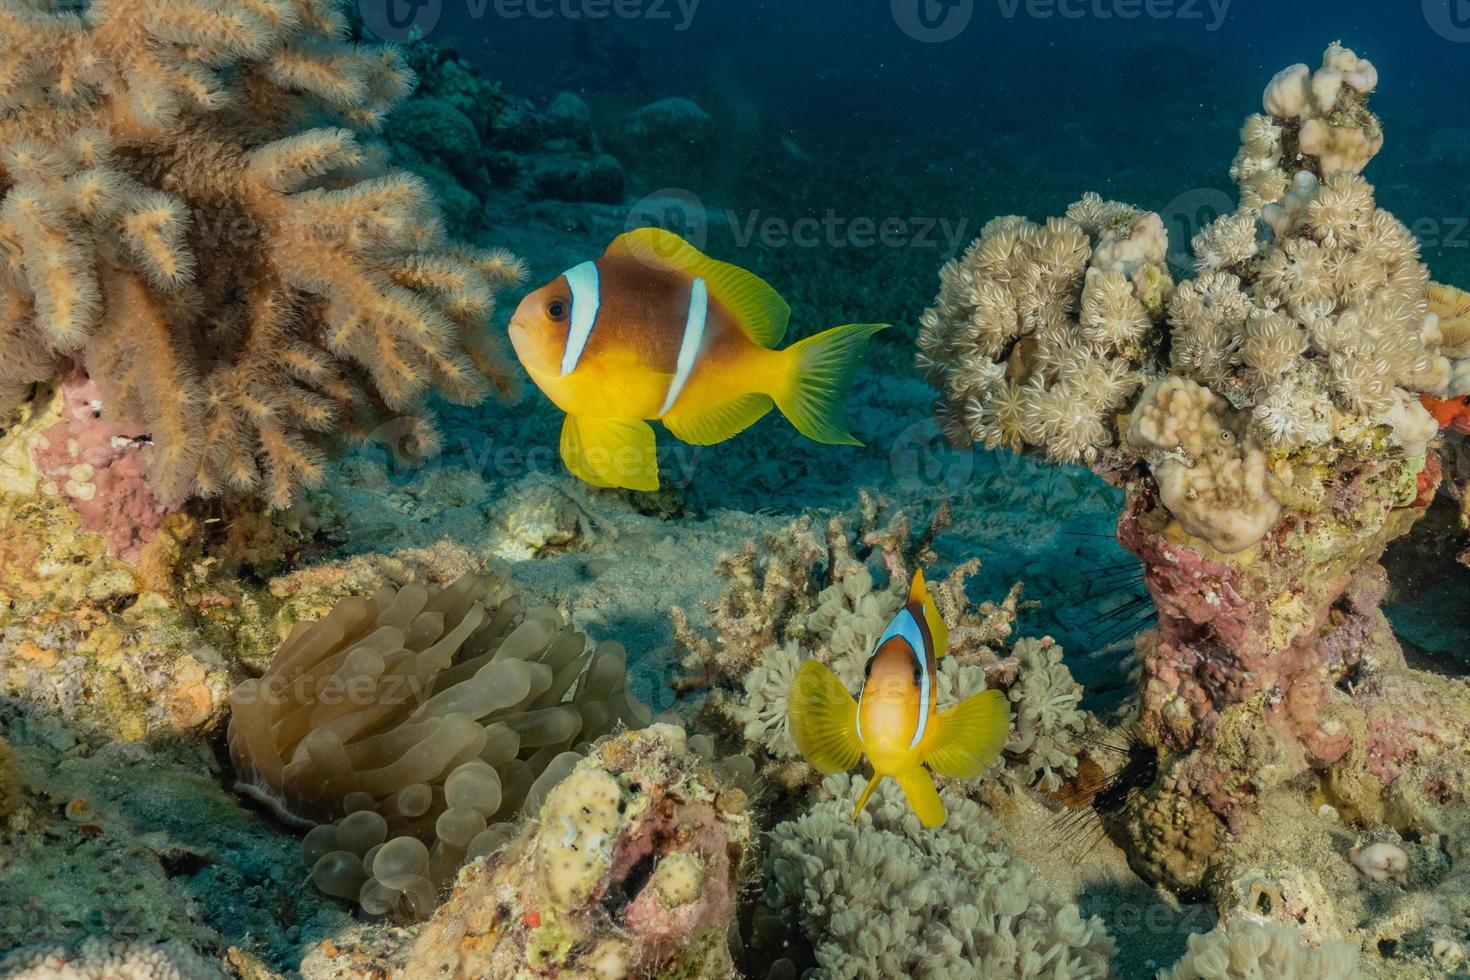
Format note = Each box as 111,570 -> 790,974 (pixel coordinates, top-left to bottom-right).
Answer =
658,276 -> 709,416
560,260 -> 601,376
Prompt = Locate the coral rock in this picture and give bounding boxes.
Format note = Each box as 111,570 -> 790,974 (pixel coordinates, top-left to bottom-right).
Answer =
406,725 -> 749,979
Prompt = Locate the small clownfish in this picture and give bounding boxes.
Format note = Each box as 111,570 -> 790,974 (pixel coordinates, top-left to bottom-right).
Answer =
508,228 -> 887,491
787,570 -> 1010,828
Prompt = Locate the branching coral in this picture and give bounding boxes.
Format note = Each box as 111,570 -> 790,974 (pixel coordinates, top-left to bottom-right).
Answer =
674,497 -> 1080,791
227,573 -> 649,919
760,773 -> 1115,979
0,0 -> 525,517
1159,918 -> 1360,980
1004,636 -> 1086,793
1257,42 -> 1382,180
406,725 -> 751,979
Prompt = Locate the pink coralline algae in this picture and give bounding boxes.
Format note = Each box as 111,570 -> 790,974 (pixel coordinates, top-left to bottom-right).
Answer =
1358,671 -> 1470,787
1119,446 -> 1425,760
29,372 -> 174,563
616,800 -> 736,944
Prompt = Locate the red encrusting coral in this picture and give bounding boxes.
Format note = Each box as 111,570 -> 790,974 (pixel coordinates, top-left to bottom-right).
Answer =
614,799 -> 736,945
1422,394 -> 1470,434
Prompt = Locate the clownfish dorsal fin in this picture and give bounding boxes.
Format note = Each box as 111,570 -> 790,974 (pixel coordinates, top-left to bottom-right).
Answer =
604,228 -> 791,348
908,569 -> 949,659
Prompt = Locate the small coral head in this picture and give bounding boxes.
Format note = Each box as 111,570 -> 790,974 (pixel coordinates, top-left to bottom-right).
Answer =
509,275 -> 579,382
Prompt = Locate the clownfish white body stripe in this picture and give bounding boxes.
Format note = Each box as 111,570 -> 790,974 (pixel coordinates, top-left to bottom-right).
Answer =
659,276 -> 708,416
507,228 -> 887,491
788,570 -> 1012,829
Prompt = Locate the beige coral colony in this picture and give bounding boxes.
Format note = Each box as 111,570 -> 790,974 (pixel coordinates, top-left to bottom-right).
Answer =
1,0 -> 1469,977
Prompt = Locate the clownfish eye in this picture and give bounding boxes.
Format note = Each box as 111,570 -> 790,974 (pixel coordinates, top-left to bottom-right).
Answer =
546,298 -> 568,322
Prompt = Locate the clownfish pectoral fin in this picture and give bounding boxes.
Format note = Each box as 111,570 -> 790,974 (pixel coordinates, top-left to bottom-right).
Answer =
851,772 -> 883,821
908,569 -> 949,659
773,323 -> 888,446
662,392 -> 774,445
559,415 -> 659,491
896,766 -> 946,828
922,688 -> 1010,781
605,228 -> 791,348
788,659 -> 862,774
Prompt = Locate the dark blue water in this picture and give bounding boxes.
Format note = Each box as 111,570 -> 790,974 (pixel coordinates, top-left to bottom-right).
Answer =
369,0 -> 1470,280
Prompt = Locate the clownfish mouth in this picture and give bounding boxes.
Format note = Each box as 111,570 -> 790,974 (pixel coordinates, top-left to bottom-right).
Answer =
507,318 -> 531,354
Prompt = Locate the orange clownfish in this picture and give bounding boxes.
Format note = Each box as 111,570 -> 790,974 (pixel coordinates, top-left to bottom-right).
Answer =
788,570 -> 1011,828
507,228 -> 887,491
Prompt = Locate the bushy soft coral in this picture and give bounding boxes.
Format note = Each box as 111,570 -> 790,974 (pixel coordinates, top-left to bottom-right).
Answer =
0,0 -> 525,511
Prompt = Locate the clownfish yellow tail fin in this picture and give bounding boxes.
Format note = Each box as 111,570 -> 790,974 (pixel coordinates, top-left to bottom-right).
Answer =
773,323 -> 888,446
923,688 -> 1010,781
788,659 -> 862,774
908,569 -> 949,659
896,766 -> 946,828
851,772 -> 883,820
